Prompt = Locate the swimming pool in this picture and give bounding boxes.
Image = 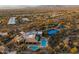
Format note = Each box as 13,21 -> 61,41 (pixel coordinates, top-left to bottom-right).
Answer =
47,29 -> 59,36
28,45 -> 39,51
40,38 -> 47,48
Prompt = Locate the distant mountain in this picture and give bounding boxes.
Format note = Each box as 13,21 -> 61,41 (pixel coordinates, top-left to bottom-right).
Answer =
0,5 -> 79,9
0,5 -> 38,9
34,5 -> 79,10
0,5 -> 79,15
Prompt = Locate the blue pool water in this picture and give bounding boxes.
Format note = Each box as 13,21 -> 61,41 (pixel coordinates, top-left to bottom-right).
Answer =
47,29 -> 59,36
41,38 -> 47,48
28,45 -> 39,51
